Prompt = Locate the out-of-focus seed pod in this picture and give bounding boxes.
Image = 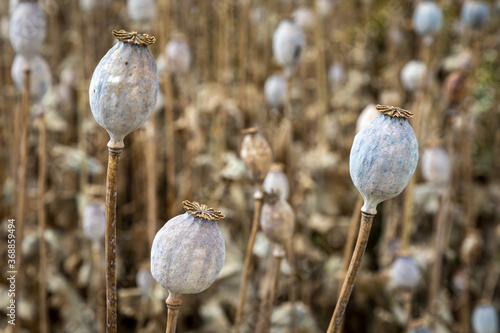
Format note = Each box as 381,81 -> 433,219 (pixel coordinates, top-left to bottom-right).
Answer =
9,0 -> 19,15
421,146 -> 451,186
9,1 -> 46,60
136,267 -> 154,293
11,54 -> 52,103
391,253 -> 421,291
165,38 -> 191,75
263,163 -> 289,200
472,301 -> 499,333
293,7 -> 315,31
412,1 -> 443,41
315,0 -> 335,18
443,71 -> 467,105
460,228 -> 483,265
461,1 -> 490,30
127,0 -> 156,25
89,30 -> 159,149
264,74 -> 287,109
350,105 -> 419,214
408,322 -> 433,333
82,203 -> 105,244
356,104 -> 380,134
240,127 -> 273,185
328,62 -> 346,87
79,0 -> 112,13
401,60 -> 427,92
452,268 -> 468,294
272,18 -> 306,76
260,190 -> 295,247
151,200 -> 225,295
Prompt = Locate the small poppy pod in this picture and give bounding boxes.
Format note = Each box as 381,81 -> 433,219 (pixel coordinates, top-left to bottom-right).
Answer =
89,30 -> 159,149
461,1 -> 490,30
356,104 -> 380,134
240,127 -> 273,184
408,323 -> 433,333
421,146 -> 451,186
350,105 -> 419,215
263,163 -> 290,201
401,60 -> 427,92
11,54 -> 52,103
151,201 -> 225,295
272,18 -> 306,76
315,0 -> 334,18
412,1 -> 443,39
328,62 -> 346,87
260,190 -> 295,246
391,254 -> 420,291
136,267 -> 154,293
127,0 -> 156,24
460,228 -> 483,265
264,74 -> 287,109
9,1 -> 46,60
292,7 -> 315,31
78,0 -> 112,13
443,71 -> 467,105
82,202 -> 105,244
472,302 -> 499,333
165,38 -> 192,75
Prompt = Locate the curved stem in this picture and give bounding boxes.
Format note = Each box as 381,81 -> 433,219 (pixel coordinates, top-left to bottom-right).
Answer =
327,212 -> 374,333
234,189 -> 264,333
165,292 -> 182,333
38,113 -> 48,333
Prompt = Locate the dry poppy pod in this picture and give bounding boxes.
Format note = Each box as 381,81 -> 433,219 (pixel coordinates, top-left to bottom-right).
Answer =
391,253 -> 420,291
82,203 -> 106,244
293,7 -> 315,31
9,1 -> 46,60
89,30 -> 159,149
412,1 -> 443,40
356,104 -> 380,133
11,54 -> 52,103
316,0 -> 335,18
165,38 -> 192,75
460,228 -> 483,264
263,163 -> 290,201
151,200 -> 225,295
240,127 -> 273,184
421,146 -> 451,186
264,74 -> 287,109
328,62 -> 346,87
462,1 -> 490,30
472,302 -> 499,333
443,71 -> 467,105
127,0 -> 156,25
408,323 -> 433,333
136,267 -> 154,293
272,18 -> 306,75
260,190 -> 295,246
401,60 -> 427,92
350,105 -> 418,214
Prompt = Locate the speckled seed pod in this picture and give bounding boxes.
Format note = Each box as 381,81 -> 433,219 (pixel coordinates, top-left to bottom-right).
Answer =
350,105 -> 419,214
260,190 -> 295,246
263,163 -> 290,201
461,1 -> 490,30
356,104 -> 380,133
328,62 -> 346,87
412,1 -> 443,39
264,74 -> 287,109
89,30 -> 159,149
165,38 -> 191,75
401,60 -> 427,92
272,18 -> 306,75
9,1 -> 46,60
472,302 -> 499,333
151,201 -> 225,295
136,267 -> 154,293
240,127 -> 273,184
127,0 -> 156,24
421,146 -> 451,186
293,7 -> 315,31
11,54 -> 52,103
82,203 -> 106,244
443,71 -> 467,105
391,254 -> 420,291
460,228 -> 483,264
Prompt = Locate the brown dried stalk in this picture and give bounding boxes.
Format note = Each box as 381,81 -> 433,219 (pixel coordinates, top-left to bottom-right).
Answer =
164,69 -> 176,218
165,292 -> 182,333
92,243 -> 104,333
145,121 -> 157,250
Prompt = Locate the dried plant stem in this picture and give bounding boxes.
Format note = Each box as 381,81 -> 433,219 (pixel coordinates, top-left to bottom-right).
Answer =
234,189 -> 264,333
482,262 -> 500,301
286,240 -> 297,333
165,292 -> 182,333
105,147 -> 122,333
313,3 -> 328,145
164,71 -> 176,218
327,212 -> 375,333
238,0 -> 250,109
145,121 -> 157,249
403,290 -> 413,330
92,243 -> 105,333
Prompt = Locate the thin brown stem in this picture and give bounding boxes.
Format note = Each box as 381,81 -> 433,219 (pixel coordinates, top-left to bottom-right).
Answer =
234,189 -> 264,333
165,292 -> 182,333
145,121 -> 157,250
327,212 -> 375,333
313,2 -> 328,146
482,262 -> 500,302
238,0 -> 250,110
105,148 -> 122,333
403,290 -> 413,330
92,243 -> 105,333
165,70 -> 176,218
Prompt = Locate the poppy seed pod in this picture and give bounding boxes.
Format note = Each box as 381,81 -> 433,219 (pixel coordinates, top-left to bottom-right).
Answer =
9,1 -> 46,60
264,74 -> 287,109
78,0 -> 112,13
165,38 -> 192,75
461,1 -> 490,30
292,7 -> 316,31
136,267 -> 154,293
412,1 -> 443,39
401,60 -> 427,92
409,324 -> 433,333
260,190 -> 295,247
11,54 -> 52,103
421,146 -> 451,186
151,201 -> 225,295
391,254 -> 420,291
240,127 -> 273,184
127,0 -> 156,25
472,302 -> 499,333
263,163 -> 290,201
328,62 -> 346,87
350,105 -> 419,214
443,71 -> 467,105
272,18 -> 306,75
460,228 -> 483,265
356,104 -> 380,133
82,203 -> 106,244
89,30 -> 159,149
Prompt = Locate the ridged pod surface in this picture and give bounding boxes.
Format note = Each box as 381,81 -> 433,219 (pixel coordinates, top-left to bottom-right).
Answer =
472,302 -> 499,333
260,191 -> 294,246
9,1 -> 46,60
11,54 -> 52,103
350,105 -> 419,214
151,201 -> 225,295
264,74 -> 287,109
82,203 -> 105,243
272,18 -> 305,75
412,1 -> 443,38
89,30 -> 159,149
263,163 -> 290,200
391,254 -> 420,291
461,1 -> 490,30
240,127 -> 273,184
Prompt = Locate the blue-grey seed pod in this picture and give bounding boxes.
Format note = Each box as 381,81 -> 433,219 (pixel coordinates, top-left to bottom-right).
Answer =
82,203 -> 105,244
328,62 -> 346,87
272,19 -> 306,76
151,201 -> 225,295
401,60 -> 427,92
409,325 -> 433,333
391,254 -> 420,291
11,54 -> 51,103
421,146 -> 451,186
89,30 -> 159,149
136,267 -> 154,293
127,0 -> 156,25
293,7 -> 315,31
472,302 -> 499,333
264,74 -> 287,109
413,1 -> 443,38
9,1 -> 46,60
260,190 -> 295,246
461,1 -> 490,30
165,38 -> 191,75
263,163 -> 290,201
350,105 -> 418,214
